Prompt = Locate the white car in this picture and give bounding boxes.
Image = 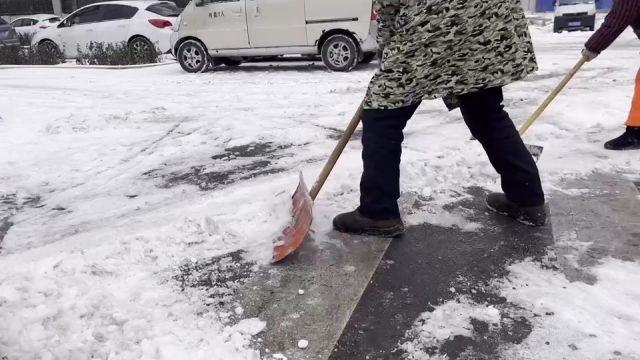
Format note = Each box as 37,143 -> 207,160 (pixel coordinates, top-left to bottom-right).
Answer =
32,1 -> 181,59
553,0 -> 597,33
171,0 -> 379,73
10,14 -> 62,36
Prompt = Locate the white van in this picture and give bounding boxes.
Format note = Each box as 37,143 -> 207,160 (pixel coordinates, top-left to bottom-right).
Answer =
170,0 -> 378,73
553,0 -> 596,33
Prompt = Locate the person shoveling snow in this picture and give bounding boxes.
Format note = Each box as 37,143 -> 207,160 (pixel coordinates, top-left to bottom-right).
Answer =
581,0 -> 640,151
331,0 -> 548,236
275,0 -> 591,261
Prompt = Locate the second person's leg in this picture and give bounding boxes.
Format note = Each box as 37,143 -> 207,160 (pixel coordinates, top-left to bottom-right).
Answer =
625,69 -> 640,128
606,69 -> 640,150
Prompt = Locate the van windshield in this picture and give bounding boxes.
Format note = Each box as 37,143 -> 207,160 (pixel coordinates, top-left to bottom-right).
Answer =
558,0 -> 593,5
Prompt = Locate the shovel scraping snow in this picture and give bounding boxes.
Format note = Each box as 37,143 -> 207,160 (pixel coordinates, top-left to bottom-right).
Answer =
273,102 -> 364,263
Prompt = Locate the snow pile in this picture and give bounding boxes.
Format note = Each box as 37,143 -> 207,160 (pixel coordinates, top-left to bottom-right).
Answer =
401,259 -> 640,360
0,237 -> 265,360
297,339 -> 309,349
225,319 -> 267,354
497,259 -> 640,360
402,297 -> 501,359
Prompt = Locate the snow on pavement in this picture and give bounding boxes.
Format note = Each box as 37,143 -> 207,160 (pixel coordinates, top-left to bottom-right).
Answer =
403,28 -> 640,360
497,259 -> 640,360
1,26 -> 639,359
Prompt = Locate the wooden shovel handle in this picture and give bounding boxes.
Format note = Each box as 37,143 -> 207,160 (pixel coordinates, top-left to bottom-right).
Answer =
309,101 -> 365,201
519,57 -> 587,136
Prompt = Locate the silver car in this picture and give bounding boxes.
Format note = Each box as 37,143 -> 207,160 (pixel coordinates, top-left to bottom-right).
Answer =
0,18 -> 20,47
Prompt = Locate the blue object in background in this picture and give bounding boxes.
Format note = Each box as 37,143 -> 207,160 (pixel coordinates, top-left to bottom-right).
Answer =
596,0 -> 613,10
535,0 -> 612,12
536,0 -> 555,13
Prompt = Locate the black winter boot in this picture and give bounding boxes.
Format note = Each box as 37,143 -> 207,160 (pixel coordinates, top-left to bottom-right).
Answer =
486,193 -> 547,227
604,127 -> 640,150
333,210 -> 404,237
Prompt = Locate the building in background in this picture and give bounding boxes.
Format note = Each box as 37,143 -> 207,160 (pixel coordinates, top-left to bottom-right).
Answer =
0,0 -> 53,18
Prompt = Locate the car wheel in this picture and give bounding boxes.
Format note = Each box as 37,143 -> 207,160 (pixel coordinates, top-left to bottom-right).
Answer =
321,34 -> 359,72
129,37 -> 156,64
360,52 -> 376,64
38,40 -> 60,56
177,40 -> 209,73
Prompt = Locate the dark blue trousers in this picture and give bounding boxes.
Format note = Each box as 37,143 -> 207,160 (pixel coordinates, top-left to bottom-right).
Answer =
359,87 -> 545,220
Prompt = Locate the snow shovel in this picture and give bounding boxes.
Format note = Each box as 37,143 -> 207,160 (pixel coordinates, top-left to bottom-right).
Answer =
519,57 -> 588,161
273,102 -> 364,263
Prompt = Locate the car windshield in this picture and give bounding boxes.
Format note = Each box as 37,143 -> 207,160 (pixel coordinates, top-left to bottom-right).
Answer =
558,0 -> 593,5
147,2 -> 182,17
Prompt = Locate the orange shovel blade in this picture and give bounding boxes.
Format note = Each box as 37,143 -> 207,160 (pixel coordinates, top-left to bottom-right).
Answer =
272,173 -> 314,263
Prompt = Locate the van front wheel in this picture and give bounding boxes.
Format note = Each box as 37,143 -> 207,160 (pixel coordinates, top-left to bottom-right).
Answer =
177,40 -> 209,73
321,34 -> 359,72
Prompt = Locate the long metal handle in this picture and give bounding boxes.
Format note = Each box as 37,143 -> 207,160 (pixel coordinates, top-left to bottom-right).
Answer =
309,101 -> 364,201
519,57 -> 587,135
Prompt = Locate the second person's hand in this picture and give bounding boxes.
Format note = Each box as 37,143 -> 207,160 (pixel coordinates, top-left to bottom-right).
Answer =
582,48 -> 599,62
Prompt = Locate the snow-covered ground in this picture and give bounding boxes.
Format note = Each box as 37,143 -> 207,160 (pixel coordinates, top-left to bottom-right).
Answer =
1,25 -> 639,359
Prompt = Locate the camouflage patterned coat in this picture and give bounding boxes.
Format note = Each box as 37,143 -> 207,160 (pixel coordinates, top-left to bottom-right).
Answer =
365,0 -> 538,109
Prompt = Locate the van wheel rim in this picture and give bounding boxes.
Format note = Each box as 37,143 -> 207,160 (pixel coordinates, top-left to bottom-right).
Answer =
328,41 -> 351,68
182,45 -> 203,69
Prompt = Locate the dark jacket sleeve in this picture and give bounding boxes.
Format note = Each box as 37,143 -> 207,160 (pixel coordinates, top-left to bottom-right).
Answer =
585,0 -> 640,53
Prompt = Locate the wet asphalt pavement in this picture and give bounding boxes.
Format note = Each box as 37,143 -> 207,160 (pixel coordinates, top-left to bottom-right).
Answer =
330,188 -> 554,360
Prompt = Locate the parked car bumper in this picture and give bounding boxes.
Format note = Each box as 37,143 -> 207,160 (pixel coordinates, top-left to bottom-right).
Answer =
152,29 -> 172,55
170,30 -> 179,57
554,14 -> 596,32
0,38 -> 21,47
